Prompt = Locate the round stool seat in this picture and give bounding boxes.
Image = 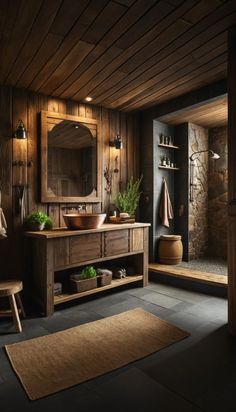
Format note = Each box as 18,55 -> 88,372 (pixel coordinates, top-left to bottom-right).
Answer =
0,280 -> 25,333
0,280 -> 23,297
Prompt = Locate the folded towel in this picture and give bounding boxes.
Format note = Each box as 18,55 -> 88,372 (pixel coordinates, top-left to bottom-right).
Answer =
97,268 -> 113,276
159,178 -> 173,227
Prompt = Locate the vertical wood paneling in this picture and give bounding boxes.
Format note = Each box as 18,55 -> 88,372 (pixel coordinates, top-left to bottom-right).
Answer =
102,107 -> 110,213
27,91 -> 38,213
0,85 -> 139,278
120,111 -> 127,192
0,86 -> 13,277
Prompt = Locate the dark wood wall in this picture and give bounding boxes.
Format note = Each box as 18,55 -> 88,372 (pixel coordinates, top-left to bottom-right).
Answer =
0,85 -> 140,278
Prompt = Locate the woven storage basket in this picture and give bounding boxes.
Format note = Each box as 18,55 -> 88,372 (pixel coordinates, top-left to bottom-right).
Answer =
70,276 -> 97,293
97,273 -> 112,287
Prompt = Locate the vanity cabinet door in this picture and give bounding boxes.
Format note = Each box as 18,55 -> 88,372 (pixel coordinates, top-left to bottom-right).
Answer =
131,228 -> 144,251
70,234 -> 102,264
104,230 -> 129,256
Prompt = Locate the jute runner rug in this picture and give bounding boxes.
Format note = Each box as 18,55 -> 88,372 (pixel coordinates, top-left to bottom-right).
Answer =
5,308 -> 189,400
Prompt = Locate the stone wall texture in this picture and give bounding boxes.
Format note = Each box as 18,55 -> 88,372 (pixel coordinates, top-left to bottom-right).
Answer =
188,123 -> 209,260
208,126 -> 228,259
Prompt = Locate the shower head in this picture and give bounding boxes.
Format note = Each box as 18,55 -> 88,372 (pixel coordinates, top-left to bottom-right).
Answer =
190,149 -> 220,162
209,150 -> 220,160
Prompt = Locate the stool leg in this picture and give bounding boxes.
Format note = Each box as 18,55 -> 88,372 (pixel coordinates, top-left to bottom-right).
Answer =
15,293 -> 26,317
9,294 -> 22,333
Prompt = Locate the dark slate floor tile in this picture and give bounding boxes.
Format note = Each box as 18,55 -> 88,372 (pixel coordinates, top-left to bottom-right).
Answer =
91,367 -> 203,412
147,282 -> 212,304
138,290 -> 183,308
139,324 -> 233,402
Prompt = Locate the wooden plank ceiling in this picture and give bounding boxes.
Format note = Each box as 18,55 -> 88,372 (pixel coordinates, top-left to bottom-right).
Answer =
0,0 -> 234,112
158,95 -> 228,127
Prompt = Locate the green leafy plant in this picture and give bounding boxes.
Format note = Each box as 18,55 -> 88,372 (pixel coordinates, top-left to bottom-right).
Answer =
80,266 -> 97,280
44,216 -> 53,230
115,175 -> 143,216
24,211 -> 49,226
24,211 -> 53,231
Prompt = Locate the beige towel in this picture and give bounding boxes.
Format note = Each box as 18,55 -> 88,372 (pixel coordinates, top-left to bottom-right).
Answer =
0,189 -> 7,239
0,208 -> 7,239
159,178 -> 173,227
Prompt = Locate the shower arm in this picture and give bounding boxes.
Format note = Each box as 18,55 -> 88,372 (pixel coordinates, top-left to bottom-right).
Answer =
190,149 -> 215,162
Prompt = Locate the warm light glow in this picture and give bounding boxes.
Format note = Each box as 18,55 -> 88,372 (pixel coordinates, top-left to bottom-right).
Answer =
85,96 -> 93,102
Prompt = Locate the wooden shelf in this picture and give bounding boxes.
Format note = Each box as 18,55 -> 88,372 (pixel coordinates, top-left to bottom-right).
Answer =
54,275 -> 143,305
158,165 -> 180,170
158,143 -> 179,149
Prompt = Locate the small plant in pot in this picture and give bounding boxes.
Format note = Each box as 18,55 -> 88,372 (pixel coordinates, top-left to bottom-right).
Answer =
70,266 -> 97,293
24,211 -> 50,231
114,175 -> 142,220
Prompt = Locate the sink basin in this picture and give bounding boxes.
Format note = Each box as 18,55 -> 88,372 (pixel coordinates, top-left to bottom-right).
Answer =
63,213 -> 106,230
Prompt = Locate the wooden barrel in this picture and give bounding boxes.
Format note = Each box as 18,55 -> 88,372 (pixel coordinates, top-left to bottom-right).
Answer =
158,235 -> 183,264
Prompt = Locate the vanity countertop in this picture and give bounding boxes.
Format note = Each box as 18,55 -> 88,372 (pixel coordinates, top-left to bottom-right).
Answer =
24,222 -> 151,239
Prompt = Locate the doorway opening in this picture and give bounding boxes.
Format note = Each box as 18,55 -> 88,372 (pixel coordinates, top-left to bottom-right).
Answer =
149,95 -> 228,290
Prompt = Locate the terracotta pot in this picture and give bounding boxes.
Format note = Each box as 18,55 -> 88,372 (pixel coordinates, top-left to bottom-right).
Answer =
158,235 -> 183,264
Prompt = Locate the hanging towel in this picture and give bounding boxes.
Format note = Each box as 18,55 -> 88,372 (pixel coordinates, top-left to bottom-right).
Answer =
0,189 -> 7,239
20,186 -> 27,224
159,178 -> 173,227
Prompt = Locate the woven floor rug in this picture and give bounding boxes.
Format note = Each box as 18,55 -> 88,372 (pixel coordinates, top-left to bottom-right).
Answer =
5,308 -> 189,400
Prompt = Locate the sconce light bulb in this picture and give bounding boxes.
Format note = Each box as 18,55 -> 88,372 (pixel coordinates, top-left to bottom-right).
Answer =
14,120 -> 27,139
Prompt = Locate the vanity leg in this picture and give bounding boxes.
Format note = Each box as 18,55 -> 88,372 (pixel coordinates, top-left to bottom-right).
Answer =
143,227 -> 149,287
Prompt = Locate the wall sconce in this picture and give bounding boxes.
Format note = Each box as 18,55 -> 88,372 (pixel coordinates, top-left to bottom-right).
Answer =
14,120 -> 27,139
189,149 -> 220,202
109,134 -> 123,149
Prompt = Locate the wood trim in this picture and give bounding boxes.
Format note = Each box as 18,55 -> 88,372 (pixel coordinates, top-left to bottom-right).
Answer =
24,222 -> 151,238
40,110 -> 102,203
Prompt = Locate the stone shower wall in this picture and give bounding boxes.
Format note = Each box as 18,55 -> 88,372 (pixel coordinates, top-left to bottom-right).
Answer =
188,123 -> 209,260
208,126 -> 228,259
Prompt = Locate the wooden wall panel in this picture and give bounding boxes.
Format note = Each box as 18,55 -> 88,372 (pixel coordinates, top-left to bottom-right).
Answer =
0,85 -> 140,279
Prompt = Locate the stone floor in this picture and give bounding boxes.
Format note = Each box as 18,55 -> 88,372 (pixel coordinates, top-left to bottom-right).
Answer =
0,280 -> 234,412
177,257 -> 228,276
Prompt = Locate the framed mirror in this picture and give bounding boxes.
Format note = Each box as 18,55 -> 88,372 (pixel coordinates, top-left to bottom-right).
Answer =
40,111 -> 101,203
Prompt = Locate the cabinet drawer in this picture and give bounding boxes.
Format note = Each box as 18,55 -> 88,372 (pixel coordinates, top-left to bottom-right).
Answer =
70,233 -> 102,264
104,230 -> 129,256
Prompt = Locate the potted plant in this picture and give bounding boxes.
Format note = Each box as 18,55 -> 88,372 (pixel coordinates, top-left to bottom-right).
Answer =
70,265 -> 97,293
114,175 -> 143,220
24,211 -> 51,231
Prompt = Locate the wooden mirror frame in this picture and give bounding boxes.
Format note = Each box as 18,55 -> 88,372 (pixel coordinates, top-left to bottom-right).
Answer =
40,110 -> 102,203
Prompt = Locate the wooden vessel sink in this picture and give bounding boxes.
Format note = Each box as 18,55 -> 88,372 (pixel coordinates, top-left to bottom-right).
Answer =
63,213 -> 106,230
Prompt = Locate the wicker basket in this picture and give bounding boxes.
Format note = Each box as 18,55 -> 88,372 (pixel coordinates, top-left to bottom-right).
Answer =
70,276 -> 97,293
97,273 -> 112,287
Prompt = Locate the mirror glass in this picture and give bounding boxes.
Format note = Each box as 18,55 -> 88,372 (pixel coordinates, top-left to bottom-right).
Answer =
47,119 -> 97,198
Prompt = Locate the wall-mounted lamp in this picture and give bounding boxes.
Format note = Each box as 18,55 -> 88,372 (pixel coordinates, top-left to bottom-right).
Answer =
14,120 -> 27,139
189,149 -> 220,202
109,134 -> 123,149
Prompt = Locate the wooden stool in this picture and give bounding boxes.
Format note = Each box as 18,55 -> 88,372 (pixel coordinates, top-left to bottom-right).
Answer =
0,280 -> 25,332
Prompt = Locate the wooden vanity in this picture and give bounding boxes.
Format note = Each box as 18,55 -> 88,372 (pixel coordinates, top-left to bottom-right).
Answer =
24,223 -> 150,316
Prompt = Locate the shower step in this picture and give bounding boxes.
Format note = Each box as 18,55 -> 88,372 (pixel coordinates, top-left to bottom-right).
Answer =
148,263 -> 227,288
